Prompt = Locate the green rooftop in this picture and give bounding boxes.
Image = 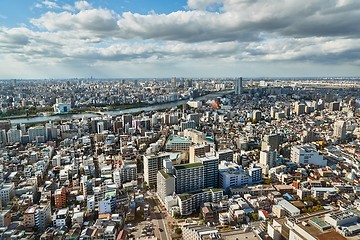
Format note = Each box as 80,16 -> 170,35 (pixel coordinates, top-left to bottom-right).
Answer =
178,193 -> 193,201
174,162 -> 203,170
159,169 -> 173,179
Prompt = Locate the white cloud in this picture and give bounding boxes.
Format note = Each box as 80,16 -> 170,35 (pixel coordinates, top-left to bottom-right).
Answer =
42,0 -> 59,9
1,0 -> 360,78
187,0 -> 223,10
75,0 -> 92,11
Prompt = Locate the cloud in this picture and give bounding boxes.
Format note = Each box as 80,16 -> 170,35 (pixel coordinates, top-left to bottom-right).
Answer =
74,0 -> 92,11
31,9 -> 118,34
42,0 -> 59,9
187,0 -> 223,10
1,0 -> 360,78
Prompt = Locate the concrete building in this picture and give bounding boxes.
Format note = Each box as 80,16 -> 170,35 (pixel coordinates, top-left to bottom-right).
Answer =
253,110 -> 262,123
24,206 -> 36,228
219,162 -> 262,191
277,200 -> 300,217
35,202 -> 52,230
216,149 -> 234,162
189,144 -> 211,163
99,199 -> 112,214
177,188 -> 223,215
235,77 -> 243,95
53,208 -> 70,228
143,153 -> 170,189
294,102 -> 306,115
120,161 -> 137,183
156,160 -> 175,204
291,145 -> 327,166
28,126 -> 47,142
0,208 -> 11,227
180,120 -> 197,131
165,135 -> 192,151
174,162 -> 204,194
54,103 -> 71,114
54,187 -> 67,209
194,155 -> 219,189
182,224 -> 220,240
6,129 -> 21,144
260,149 -> 277,174
333,120 -> 346,140
261,134 -> 281,151
0,183 -> 14,205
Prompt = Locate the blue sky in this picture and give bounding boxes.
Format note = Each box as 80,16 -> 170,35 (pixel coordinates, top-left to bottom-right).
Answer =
0,0 -> 360,78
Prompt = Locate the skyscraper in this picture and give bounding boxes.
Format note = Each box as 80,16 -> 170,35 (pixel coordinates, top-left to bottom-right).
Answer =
235,77 -> 243,95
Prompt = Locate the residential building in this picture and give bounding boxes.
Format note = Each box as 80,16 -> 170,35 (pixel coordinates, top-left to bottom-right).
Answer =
143,153 -> 170,189
174,162 -> 204,194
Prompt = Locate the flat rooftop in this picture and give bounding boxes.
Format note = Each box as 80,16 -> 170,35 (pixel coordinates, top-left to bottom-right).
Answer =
174,162 -> 203,170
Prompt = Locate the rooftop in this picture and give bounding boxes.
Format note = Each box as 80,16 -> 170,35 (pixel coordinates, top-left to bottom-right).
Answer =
174,162 -> 203,170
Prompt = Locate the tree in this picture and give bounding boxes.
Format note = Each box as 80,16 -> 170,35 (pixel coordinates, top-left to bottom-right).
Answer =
175,227 -> 182,235
198,213 -> 203,220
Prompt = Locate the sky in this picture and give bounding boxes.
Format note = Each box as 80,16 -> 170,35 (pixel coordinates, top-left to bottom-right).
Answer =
0,0 -> 360,79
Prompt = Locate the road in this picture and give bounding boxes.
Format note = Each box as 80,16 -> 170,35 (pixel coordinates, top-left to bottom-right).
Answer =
154,207 -> 170,240
148,197 -> 170,240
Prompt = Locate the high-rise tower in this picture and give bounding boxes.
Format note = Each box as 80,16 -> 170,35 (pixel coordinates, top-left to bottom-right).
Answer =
235,77 -> 243,95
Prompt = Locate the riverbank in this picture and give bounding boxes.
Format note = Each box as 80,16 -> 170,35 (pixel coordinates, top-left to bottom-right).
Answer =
8,90 -> 233,124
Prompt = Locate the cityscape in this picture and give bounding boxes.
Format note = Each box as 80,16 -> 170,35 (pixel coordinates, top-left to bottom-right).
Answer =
0,77 -> 359,240
1,0 -> 360,240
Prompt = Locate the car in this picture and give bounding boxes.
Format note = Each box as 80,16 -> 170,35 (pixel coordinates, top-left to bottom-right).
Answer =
159,228 -> 164,232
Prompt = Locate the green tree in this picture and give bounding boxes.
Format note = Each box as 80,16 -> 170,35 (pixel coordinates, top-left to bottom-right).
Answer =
175,227 -> 182,235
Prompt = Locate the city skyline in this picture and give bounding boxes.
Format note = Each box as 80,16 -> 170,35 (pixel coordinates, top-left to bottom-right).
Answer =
1,0 -> 360,78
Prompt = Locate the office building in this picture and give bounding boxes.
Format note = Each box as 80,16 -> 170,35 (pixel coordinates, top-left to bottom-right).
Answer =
0,129 -> 7,147
0,120 -> 11,132
235,77 -> 243,95
329,101 -> 340,111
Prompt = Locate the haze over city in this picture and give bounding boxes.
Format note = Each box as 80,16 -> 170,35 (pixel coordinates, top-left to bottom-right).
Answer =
1,0 -> 360,78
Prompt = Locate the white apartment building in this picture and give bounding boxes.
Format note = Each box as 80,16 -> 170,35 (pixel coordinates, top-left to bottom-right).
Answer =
291,145 -> 327,166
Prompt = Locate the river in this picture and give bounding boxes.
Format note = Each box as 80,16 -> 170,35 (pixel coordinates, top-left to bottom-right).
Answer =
10,90 -> 233,124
